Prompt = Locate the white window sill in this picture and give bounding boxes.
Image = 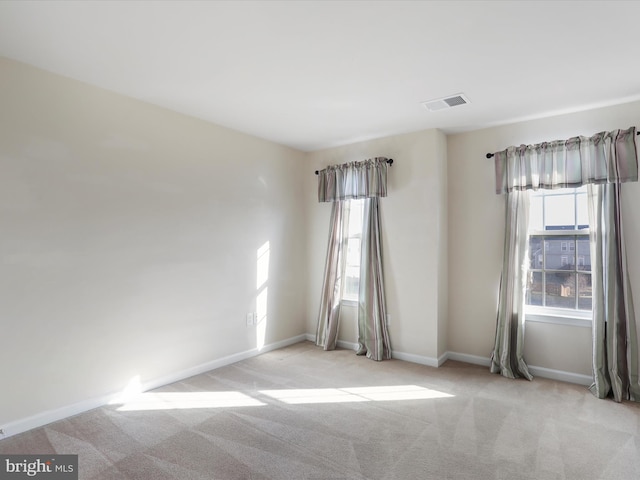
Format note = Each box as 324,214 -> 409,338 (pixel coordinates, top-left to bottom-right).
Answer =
525,307 -> 592,328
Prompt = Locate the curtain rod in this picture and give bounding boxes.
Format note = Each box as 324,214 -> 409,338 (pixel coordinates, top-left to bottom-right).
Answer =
315,158 -> 393,175
485,131 -> 640,158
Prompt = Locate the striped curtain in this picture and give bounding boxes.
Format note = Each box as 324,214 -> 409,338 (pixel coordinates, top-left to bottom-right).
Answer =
357,197 -> 391,360
588,183 -> 640,402
316,158 -> 391,361
492,127 -> 640,402
318,158 -> 388,202
490,189 -> 533,380
494,127 -> 638,194
315,201 -> 349,351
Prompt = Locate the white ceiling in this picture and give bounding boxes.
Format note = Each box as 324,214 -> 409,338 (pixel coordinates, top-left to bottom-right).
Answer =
1,1 -> 639,152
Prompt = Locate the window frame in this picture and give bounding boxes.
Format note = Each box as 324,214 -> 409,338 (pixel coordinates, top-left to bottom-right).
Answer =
525,187 -> 592,327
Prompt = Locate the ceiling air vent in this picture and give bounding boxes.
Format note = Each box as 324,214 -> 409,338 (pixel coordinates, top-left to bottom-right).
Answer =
422,93 -> 471,112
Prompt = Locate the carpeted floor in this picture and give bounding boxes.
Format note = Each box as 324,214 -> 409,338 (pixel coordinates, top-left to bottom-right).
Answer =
1,341 -> 639,479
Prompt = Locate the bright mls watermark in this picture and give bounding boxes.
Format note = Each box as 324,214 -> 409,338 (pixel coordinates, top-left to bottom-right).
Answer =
0,455 -> 77,479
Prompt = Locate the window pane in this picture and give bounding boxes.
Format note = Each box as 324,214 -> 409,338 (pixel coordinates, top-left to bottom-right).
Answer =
545,272 -> 575,309
343,266 -> 359,300
578,273 -> 592,310
343,199 -> 364,302
545,235 -> 573,270
545,194 -> 575,230
348,200 -> 364,233
529,195 -> 543,231
346,237 -> 361,267
344,238 -> 361,300
527,271 -> 543,306
529,236 -> 543,269
576,193 -> 589,229
577,238 -> 590,271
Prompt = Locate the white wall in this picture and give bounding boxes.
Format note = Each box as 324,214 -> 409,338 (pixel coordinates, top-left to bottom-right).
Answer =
447,101 -> 640,376
306,129 -> 448,362
0,58 -> 308,428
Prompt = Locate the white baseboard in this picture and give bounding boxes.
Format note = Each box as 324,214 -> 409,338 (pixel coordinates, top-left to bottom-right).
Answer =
0,393 -> 116,442
446,351 -> 492,367
305,334 -> 443,366
391,351 -> 443,368
337,340 -> 358,351
306,334 -> 593,387
446,351 -> 592,386
138,334 -> 309,394
0,334 -> 308,441
336,343 -> 444,367
3,334 -> 592,440
527,365 -> 592,386
304,334 -> 357,352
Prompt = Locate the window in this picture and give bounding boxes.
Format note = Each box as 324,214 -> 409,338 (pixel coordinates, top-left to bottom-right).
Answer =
343,199 -> 364,302
527,187 -> 592,313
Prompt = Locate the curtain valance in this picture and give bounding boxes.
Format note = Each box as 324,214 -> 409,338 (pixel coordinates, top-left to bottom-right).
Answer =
318,157 -> 388,202
494,127 -> 638,194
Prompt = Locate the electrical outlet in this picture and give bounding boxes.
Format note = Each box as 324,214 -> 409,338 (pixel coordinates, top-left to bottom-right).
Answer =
246,313 -> 254,327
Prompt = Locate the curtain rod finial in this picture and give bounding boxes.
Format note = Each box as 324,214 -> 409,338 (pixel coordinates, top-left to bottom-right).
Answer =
486,153 -> 494,159
315,170 -> 319,175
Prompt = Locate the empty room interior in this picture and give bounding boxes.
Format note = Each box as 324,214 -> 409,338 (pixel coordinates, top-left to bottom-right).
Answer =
1,1 -> 640,479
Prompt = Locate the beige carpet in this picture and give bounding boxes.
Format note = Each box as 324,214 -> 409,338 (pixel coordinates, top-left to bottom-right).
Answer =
1,341 -> 639,479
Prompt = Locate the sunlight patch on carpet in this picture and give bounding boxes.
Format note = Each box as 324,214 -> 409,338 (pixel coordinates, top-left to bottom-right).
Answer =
259,385 -> 454,404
